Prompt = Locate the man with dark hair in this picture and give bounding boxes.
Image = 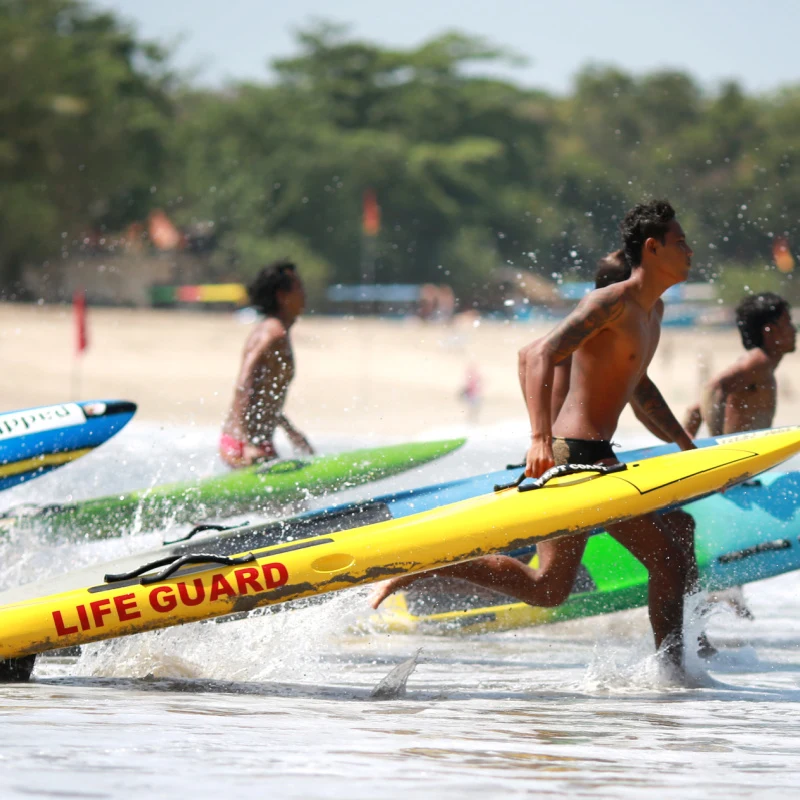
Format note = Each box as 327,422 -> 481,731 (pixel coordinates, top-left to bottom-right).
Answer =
680,292 -> 795,619
372,200 -> 698,678
220,260 -> 314,468
527,245 -> 704,646
684,292 -> 796,437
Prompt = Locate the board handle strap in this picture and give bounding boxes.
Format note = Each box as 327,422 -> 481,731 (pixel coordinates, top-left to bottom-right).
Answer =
495,461 -> 627,493
105,552 -> 256,585
164,521 -> 250,546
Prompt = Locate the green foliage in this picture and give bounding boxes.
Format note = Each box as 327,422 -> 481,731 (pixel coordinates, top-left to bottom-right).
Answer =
0,0 -> 172,288
5,9 -> 800,310
716,263 -> 800,307
439,228 -> 502,306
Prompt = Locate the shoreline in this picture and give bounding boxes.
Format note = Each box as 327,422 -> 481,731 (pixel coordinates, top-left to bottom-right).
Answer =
0,304 -> 796,439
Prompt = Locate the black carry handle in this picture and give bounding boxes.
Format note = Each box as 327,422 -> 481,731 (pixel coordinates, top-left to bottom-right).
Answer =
493,471 -> 529,492
164,521 -> 250,546
495,461 -> 627,493
254,458 -> 312,476
105,552 -> 257,585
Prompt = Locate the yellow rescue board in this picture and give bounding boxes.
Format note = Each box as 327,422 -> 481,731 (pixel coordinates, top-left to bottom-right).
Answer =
2,428 -> 800,661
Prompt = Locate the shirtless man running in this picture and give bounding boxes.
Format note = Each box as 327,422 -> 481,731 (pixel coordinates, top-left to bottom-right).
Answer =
528,248 -> 700,591
220,260 -> 314,468
684,292 -> 796,437
372,200 -> 696,673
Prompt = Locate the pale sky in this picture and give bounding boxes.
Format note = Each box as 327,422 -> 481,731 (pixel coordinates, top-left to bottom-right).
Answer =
95,0 -> 800,94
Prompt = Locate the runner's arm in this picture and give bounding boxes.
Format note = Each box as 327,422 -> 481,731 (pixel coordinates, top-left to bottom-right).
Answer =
632,374 -> 695,450
629,397 -> 673,442
518,338 -> 571,422
682,403 -> 703,438
520,288 -> 626,475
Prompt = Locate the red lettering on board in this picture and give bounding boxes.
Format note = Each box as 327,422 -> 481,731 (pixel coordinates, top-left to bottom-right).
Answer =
149,586 -> 177,613
90,599 -> 112,628
262,562 -> 289,589
52,610 -> 78,637
234,567 -> 263,595
209,574 -> 235,602
77,604 -> 91,631
114,593 -> 141,622
177,579 -> 205,606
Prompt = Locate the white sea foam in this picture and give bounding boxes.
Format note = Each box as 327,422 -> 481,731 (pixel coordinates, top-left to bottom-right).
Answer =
3,423 -> 800,799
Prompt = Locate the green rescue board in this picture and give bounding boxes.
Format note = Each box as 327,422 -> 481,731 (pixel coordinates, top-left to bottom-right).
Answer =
369,469 -> 800,634
0,439 -> 464,542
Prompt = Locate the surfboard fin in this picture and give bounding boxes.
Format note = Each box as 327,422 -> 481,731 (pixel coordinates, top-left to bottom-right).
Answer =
370,649 -> 422,700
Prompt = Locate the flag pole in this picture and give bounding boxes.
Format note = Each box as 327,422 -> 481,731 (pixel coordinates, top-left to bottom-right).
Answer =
361,190 -> 381,414
72,288 -> 88,399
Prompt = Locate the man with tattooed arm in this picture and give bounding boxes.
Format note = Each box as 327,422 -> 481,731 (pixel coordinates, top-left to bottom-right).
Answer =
371,200 -> 697,678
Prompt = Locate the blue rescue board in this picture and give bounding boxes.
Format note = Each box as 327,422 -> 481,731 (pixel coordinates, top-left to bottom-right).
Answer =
0,400 -> 136,491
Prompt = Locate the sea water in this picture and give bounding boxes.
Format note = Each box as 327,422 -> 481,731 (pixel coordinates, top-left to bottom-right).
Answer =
1,423 -> 800,799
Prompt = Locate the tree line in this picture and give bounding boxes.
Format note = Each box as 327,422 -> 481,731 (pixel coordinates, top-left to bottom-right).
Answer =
2,0 -> 799,308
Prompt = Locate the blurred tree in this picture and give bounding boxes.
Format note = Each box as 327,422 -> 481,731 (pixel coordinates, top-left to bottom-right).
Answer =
438,227 -> 501,307
0,0 -> 172,290
166,24 -> 553,296
6,11 -> 800,308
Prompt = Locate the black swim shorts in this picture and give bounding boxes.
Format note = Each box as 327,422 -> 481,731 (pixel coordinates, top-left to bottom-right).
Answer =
552,437 -> 615,466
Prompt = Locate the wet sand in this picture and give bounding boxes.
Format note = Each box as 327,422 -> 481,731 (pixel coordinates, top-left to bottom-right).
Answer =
0,303 -> 796,438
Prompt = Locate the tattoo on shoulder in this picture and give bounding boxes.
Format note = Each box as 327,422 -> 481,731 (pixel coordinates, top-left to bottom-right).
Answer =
545,292 -> 625,360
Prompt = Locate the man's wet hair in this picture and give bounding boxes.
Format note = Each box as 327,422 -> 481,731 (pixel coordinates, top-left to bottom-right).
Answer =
736,292 -> 790,350
594,249 -> 630,288
247,260 -> 298,316
620,199 -> 676,268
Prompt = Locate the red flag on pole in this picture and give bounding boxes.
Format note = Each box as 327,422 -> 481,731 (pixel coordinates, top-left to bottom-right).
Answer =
773,236 -> 795,274
362,189 -> 380,237
148,209 -> 184,251
74,289 -> 88,356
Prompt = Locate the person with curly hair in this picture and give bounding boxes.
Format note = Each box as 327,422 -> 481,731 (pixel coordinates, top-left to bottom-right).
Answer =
220,260 -> 314,468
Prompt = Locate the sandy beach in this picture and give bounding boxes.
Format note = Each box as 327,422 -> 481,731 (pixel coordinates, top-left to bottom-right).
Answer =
0,303 -> 796,439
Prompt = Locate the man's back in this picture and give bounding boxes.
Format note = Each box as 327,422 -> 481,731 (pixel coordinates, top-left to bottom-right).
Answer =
246,318 -> 295,403
701,350 -> 777,435
227,318 -> 295,441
